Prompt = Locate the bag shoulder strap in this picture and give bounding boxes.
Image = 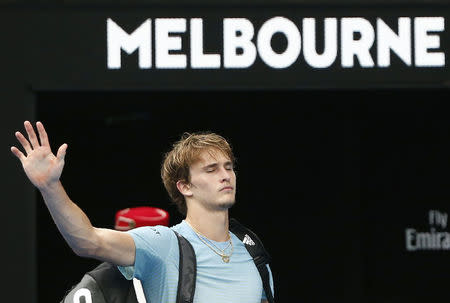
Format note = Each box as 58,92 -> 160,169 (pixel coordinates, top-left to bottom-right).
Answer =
173,230 -> 197,303
229,218 -> 275,303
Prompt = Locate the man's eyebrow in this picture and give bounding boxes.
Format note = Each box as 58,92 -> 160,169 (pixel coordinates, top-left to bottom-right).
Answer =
202,163 -> 218,169
201,161 -> 233,169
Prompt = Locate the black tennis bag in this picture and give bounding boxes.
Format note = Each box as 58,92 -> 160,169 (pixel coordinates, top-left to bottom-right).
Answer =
61,218 -> 274,303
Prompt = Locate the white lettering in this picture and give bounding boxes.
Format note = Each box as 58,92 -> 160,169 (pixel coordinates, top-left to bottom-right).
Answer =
155,18 -> 187,69
406,228 -> 416,251
190,18 -> 221,69
406,228 -> 450,251
415,17 -> 445,67
223,18 -> 257,68
429,210 -> 436,226
106,18 -> 151,69
443,213 -> 448,229
443,234 -> 450,249
428,209 -> 448,228
377,17 -> 411,67
341,17 -> 375,68
257,17 -> 301,68
302,18 -> 337,68
106,16 -> 446,70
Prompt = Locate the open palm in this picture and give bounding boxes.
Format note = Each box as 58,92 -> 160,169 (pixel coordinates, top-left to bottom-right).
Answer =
11,121 -> 67,189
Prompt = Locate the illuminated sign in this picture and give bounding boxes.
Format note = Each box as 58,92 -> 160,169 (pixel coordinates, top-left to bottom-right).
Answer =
106,16 -> 445,70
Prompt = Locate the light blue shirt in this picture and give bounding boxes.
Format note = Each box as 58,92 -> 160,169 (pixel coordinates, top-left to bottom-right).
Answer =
119,220 -> 274,303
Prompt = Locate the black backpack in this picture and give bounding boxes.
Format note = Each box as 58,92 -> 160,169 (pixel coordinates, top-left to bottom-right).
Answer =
61,218 -> 274,303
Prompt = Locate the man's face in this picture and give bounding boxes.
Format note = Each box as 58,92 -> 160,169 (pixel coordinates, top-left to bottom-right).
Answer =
187,149 -> 236,211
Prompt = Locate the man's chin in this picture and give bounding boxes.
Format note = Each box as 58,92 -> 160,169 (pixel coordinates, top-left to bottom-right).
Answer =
218,200 -> 236,210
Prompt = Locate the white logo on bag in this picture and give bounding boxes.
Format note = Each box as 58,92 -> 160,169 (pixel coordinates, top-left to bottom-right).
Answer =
243,234 -> 255,246
73,288 -> 92,303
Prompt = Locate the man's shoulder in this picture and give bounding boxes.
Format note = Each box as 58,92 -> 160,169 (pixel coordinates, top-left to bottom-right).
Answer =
170,220 -> 192,237
128,224 -> 177,244
127,222 -> 192,248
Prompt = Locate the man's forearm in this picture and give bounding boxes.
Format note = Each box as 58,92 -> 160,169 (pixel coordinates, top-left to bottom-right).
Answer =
40,181 -> 98,257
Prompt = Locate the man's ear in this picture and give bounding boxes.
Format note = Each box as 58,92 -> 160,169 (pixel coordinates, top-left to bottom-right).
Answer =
176,180 -> 193,197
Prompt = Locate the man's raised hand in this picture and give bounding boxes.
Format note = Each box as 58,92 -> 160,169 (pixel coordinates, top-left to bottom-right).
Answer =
11,121 -> 68,190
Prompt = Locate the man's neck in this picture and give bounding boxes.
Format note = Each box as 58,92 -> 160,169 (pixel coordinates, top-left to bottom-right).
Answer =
185,209 -> 229,242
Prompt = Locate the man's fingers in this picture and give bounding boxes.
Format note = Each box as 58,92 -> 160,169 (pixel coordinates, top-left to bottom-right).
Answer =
10,146 -> 26,162
24,121 -> 40,149
36,121 -> 50,147
56,143 -> 68,161
15,131 -> 33,155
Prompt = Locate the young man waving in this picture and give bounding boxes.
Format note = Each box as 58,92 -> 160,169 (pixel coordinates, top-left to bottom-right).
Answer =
11,121 -> 274,303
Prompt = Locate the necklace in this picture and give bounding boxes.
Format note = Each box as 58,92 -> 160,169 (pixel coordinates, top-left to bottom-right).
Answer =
186,221 -> 233,263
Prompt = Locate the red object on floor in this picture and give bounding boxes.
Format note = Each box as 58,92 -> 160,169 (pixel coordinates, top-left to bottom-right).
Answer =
114,206 -> 170,230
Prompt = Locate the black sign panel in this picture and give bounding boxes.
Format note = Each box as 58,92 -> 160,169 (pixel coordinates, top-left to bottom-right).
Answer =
24,7 -> 450,90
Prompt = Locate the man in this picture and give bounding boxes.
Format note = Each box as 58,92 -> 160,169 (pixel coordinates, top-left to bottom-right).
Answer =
11,121 -> 274,303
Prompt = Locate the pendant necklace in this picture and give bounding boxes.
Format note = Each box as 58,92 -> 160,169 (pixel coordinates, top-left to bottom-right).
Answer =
186,221 -> 233,263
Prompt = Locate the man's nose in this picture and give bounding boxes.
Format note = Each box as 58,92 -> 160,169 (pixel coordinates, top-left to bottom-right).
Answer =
219,167 -> 232,181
